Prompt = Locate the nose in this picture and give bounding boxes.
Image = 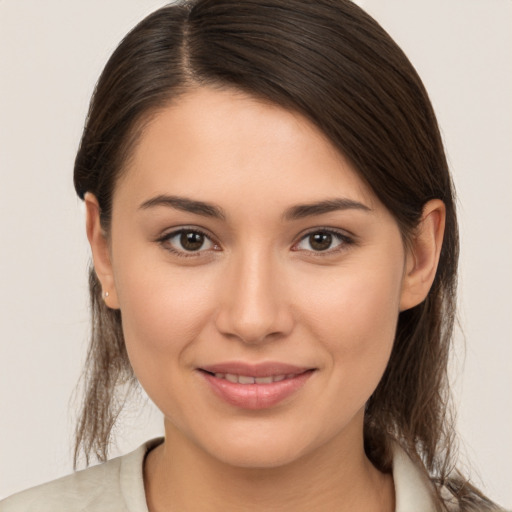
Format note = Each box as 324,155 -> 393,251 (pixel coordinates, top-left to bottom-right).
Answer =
214,249 -> 294,345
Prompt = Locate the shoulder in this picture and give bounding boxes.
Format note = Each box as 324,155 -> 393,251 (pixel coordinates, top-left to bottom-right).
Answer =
0,458 -> 124,512
392,445 -> 505,512
392,443 -> 439,512
0,438 -> 163,512
391,443 -> 466,511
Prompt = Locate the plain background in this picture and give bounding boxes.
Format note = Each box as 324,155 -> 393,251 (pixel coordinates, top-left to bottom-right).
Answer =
0,0 -> 511,507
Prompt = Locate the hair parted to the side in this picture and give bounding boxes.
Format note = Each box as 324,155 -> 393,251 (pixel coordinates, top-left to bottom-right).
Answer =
73,1 -> 502,510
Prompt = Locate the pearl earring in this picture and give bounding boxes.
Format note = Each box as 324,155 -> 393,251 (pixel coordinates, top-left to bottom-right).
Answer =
104,291 -> 109,298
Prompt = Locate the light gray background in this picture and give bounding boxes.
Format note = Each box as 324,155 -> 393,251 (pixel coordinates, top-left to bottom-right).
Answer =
1,0 -> 511,507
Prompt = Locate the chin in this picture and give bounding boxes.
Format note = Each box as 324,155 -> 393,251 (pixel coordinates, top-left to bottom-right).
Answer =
212,442 -> 306,470
196,423 -> 321,470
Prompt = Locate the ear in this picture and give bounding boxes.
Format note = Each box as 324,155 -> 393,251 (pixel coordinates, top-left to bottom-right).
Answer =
84,193 -> 120,309
400,199 -> 446,311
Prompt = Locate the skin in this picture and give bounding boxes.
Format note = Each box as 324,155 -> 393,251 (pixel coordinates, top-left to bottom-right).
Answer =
86,87 -> 445,511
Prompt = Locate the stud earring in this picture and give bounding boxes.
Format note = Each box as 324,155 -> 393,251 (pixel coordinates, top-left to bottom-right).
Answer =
104,291 -> 109,298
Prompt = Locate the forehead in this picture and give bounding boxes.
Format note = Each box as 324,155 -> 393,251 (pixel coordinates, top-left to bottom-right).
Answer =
114,86 -> 378,212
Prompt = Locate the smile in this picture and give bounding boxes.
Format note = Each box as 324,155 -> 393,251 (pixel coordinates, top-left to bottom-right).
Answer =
210,373 -> 298,384
198,363 -> 315,409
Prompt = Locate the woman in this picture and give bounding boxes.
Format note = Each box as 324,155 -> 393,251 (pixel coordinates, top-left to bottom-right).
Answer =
1,1 -> 505,511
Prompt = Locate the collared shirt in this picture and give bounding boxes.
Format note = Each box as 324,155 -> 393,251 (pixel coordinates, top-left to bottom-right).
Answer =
1,438 -> 439,511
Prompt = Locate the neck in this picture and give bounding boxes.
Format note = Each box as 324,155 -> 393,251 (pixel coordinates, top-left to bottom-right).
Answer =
144,418 -> 394,512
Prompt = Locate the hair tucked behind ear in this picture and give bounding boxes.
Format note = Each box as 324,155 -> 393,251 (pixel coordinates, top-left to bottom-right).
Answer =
73,1 -> 503,509
72,3 -> 192,468
73,267 -> 136,467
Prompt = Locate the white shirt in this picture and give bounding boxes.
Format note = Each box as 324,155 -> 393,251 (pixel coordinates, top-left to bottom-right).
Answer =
0,438 -> 438,511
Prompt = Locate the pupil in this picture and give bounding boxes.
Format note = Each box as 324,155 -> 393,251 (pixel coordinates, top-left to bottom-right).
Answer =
181,232 -> 204,251
310,232 -> 332,251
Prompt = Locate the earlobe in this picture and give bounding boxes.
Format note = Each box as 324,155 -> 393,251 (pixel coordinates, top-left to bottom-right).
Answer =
84,193 -> 120,309
400,199 -> 446,311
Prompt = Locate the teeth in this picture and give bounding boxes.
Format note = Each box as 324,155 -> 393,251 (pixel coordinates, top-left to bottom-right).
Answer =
238,375 -> 256,384
255,376 -> 273,384
213,373 -> 291,384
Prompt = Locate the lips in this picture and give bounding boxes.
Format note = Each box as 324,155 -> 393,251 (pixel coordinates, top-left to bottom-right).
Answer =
198,362 -> 315,410
210,373 -> 294,384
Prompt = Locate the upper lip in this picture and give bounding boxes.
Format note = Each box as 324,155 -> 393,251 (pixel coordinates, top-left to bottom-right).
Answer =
199,362 -> 313,378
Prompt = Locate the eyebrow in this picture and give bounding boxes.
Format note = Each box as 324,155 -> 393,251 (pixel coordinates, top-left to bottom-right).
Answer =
283,198 -> 372,221
139,195 -> 371,222
139,195 -> 226,220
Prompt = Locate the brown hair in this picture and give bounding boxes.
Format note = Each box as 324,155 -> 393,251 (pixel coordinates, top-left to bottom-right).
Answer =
73,1 -> 501,510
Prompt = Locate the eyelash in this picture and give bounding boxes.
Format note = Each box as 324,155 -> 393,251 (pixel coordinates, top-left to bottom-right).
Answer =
157,227 -> 354,258
292,228 -> 354,255
157,228 -> 220,258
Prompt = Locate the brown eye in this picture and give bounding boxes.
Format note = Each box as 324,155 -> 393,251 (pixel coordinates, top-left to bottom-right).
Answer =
180,231 -> 205,251
294,229 -> 352,253
308,232 -> 333,251
161,229 -> 217,255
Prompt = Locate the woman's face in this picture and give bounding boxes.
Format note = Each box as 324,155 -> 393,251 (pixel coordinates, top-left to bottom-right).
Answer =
102,87 -> 410,468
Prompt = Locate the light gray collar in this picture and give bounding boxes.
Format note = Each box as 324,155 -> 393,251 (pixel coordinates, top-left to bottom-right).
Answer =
392,443 -> 437,512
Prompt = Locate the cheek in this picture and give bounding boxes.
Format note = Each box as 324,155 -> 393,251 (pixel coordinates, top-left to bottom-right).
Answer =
297,257 -> 403,385
114,261 -> 221,428
113,254 -> 216,376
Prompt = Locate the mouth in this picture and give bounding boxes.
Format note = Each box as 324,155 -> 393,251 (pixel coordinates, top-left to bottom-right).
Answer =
200,370 -> 308,384
197,363 -> 316,409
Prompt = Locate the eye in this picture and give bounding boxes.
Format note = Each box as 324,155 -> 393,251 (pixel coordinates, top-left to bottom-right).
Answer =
293,230 -> 351,253
159,228 -> 219,256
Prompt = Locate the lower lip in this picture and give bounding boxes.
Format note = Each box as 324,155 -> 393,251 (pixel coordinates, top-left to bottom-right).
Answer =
199,370 -> 314,410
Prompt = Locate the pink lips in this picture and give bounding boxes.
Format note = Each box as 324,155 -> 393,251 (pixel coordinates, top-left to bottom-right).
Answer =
198,362 -> 315,410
